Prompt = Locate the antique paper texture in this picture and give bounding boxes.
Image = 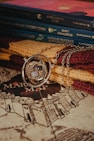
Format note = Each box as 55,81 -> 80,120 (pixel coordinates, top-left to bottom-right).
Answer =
0,66 -> 94,141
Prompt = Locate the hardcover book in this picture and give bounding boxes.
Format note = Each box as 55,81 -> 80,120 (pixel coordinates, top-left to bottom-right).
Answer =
1,26 -> 94,46
0,0 -> 94,30
0,15 -> 94,41
3,0 -> 94,17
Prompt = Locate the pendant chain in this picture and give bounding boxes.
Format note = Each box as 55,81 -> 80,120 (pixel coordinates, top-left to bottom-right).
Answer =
56,45 -> 94,90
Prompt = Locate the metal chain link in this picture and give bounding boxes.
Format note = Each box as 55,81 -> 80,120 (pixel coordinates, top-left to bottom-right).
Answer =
56,45 -> 94,90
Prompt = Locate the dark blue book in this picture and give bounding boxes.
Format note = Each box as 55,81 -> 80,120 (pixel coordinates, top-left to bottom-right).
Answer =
0,15 -> 94,41
0,2 -> 94,31
0,26 -> 94,46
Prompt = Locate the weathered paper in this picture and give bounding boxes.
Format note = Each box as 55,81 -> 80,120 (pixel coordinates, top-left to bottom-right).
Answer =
0,66 -> 94,141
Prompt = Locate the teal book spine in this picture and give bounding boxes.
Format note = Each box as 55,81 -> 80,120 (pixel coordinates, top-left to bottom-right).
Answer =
0,15 -> 94,41
0,27 -> 94,46
0,3 -> 94,31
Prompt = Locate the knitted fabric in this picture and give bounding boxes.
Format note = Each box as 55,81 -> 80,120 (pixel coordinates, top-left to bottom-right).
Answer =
10,55 -> 24,65
1,58 -> 94,96
57,47 -> 94,95
73,80 -> 94,95
73,63 -> 94,74
0,60 -> 22,71
57,49 -> 94,66
1,46 -> 94,96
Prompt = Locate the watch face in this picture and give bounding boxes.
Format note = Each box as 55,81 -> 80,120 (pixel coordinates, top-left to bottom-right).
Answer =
22,54 -> 51,88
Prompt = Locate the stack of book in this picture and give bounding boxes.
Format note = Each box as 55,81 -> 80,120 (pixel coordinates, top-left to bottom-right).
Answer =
0,0 -> 94,46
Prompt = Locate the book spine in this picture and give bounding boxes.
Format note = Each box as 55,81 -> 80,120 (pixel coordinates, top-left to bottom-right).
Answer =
0,15 -> 94,41
0,3 -> 94,31
0,27 -> 94,46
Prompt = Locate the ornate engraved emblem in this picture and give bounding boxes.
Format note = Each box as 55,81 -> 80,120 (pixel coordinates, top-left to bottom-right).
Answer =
22,54 -> 51,88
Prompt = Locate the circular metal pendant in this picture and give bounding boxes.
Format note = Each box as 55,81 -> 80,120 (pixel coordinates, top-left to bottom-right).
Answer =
22,54 -> 51,88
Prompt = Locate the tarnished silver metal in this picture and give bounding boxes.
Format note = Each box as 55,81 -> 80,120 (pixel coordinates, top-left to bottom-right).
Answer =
22,54 -> 51,88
